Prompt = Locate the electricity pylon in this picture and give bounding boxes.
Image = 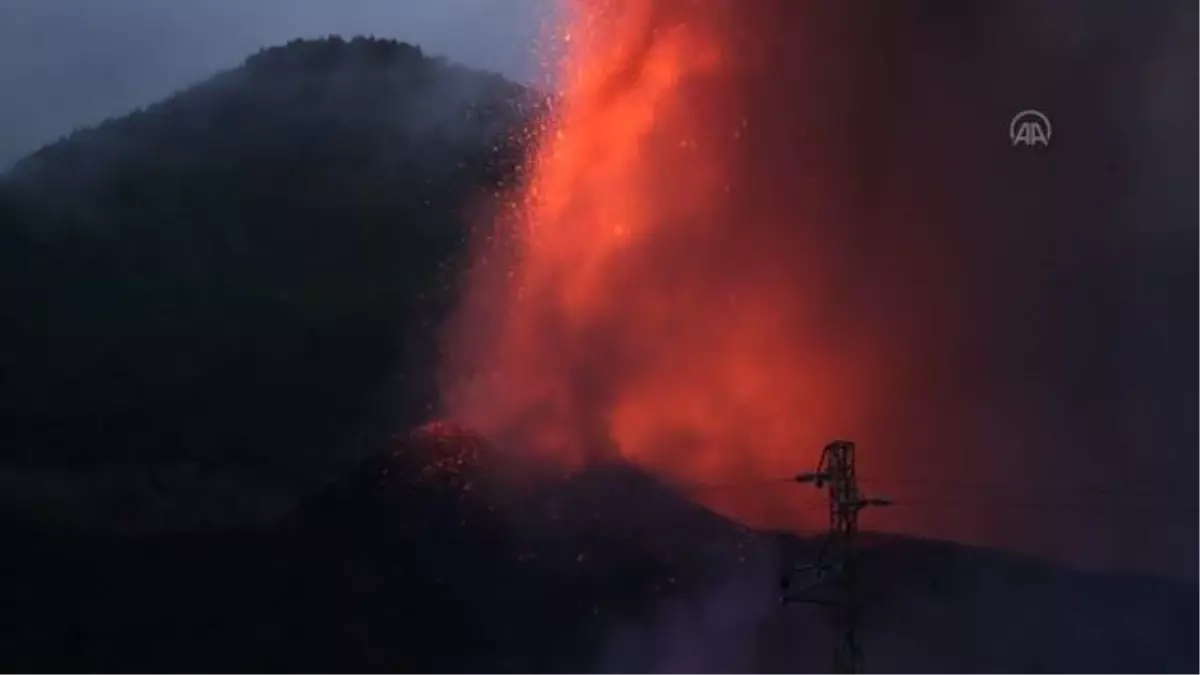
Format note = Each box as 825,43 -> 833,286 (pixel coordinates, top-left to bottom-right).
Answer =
781,440 -> 890,674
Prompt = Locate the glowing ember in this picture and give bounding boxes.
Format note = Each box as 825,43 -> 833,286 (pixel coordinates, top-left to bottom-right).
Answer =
409,421 -> 488,474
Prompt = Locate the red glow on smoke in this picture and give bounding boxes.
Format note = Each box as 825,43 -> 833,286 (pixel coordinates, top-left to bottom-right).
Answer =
441,0 -> 971,532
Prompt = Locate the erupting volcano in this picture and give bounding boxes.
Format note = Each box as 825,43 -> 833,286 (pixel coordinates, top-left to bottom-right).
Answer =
440,0 -> 925,531
439,0 -> 1099,538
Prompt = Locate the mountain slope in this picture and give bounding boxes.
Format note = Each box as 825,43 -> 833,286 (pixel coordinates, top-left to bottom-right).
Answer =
0,428 -> 1194,672
0,37 -> 537,527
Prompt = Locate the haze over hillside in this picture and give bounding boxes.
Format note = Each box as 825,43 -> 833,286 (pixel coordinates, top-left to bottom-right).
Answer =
0,0 -> 555,168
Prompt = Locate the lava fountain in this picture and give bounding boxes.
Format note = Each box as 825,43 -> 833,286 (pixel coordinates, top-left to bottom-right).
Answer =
440,0 -> 1195,566
439,0 -> 932,530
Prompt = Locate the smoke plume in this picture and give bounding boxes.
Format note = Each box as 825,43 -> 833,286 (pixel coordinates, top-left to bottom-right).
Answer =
440,0 -> 1197,579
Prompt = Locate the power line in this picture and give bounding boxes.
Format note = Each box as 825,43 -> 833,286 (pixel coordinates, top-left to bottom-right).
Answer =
878,498 -> 1198,515
672,475 -> 1197,513
858,476 -> 1193,499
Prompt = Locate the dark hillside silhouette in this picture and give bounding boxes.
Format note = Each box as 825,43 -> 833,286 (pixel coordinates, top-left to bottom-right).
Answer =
0,427 -> 1194,672
0,37 -> 538,528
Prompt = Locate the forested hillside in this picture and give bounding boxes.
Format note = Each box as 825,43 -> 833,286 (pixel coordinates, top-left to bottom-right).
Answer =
0,37 -> 537,529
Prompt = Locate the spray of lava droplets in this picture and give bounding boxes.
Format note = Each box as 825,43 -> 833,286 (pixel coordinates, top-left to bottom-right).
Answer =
440,0 -> 952,530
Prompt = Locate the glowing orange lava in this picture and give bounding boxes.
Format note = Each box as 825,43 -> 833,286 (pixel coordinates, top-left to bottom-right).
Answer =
440,0 -> 927,530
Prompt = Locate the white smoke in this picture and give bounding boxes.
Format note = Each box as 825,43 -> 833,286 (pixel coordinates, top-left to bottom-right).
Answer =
595,541 -> 785,673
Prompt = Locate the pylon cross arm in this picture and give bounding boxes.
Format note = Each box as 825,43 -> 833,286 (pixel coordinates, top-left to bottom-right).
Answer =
836,496 -> 892,511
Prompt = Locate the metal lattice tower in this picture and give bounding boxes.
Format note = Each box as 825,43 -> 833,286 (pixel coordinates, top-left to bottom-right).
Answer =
782,440 -> 890,674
